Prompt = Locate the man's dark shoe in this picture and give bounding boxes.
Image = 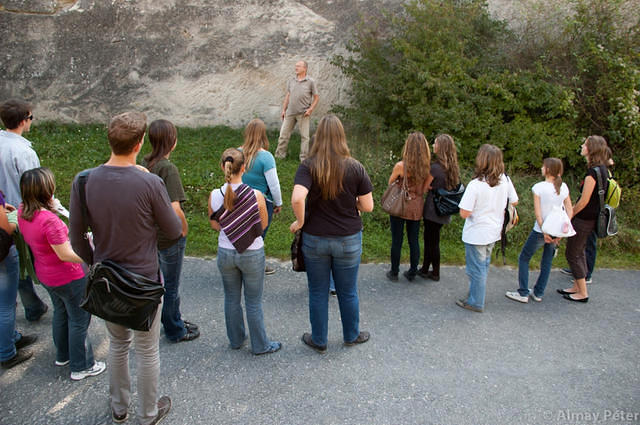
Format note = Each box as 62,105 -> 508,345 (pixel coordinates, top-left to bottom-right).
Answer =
386,270 -> 398,282
176,327 -> 200,342
344,331 -> 370,346
111,408 -> 128,424
27,303 -> 48,322
301,332 -> 327,353
403,271 -> 416,282
15,334 -> 37,350
426,271 -> 440,281
1,349 -> 33,369
417,268 -> 430,279
183,320 -> 199,331
148,395 -> 171,425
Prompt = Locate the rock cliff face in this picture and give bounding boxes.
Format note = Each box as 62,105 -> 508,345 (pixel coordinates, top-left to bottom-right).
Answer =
0,0 -> 570,127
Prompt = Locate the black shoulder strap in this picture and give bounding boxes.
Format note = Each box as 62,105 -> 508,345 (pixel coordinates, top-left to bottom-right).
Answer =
77,169 -> 91,227
593,166 -> 605,212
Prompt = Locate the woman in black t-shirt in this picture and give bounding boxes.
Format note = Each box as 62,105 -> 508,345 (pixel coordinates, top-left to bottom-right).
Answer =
290,115 -> 374,353
559,135 -> 609,303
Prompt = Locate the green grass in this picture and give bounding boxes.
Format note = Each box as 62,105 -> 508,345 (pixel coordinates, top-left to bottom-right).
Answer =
29,122 -> 640,269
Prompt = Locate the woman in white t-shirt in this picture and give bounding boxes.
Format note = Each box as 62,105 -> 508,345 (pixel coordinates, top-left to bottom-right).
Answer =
457,144 -> 518,312
505,158 -> 573,304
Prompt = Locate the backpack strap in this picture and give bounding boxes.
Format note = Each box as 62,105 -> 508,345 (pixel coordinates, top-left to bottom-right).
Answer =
593,166 -> 605,212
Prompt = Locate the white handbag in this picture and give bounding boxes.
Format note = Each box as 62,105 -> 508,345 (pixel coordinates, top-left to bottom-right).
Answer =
541,205 -> 576,238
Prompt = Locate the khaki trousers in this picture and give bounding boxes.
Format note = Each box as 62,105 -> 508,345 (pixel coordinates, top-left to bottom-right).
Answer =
275,113 -> 310,161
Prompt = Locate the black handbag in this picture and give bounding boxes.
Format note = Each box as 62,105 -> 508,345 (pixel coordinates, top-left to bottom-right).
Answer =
291,230 -> 305,272
80,260 -> 164,331
594,166 -> 618,238
433,183 -> 465,216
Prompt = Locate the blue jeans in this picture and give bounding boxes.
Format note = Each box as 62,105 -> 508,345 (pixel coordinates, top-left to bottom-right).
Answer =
585,230 -> 597,280
517,230 -> 556,297
464,242 -> 495,310
217,247 -> 273,354
263,198 -> 274,239
389,216 -> 420,275
43,277 -> 95,372
158,236 -> 187,342
0,247 -> 20,361
302,231 -> 362,346
19,275 -> 47,321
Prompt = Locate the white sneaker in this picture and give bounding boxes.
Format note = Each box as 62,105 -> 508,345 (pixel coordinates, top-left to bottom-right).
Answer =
70,361 -> 106,381
55,359 -> 69,367
528,289 -> 542,302
505,291 -> 529,303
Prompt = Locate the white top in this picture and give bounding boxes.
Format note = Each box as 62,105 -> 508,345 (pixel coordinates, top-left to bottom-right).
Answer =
210,183 -> 264,251
532,181 -> 570,233
459,174 -> 519,245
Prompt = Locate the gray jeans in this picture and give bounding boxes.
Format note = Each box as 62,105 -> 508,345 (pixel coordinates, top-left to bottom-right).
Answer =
106,299 -> 162,425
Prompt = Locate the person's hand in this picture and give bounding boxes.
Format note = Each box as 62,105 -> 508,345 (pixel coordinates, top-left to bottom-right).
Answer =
281,110 -> 286,120
304,108 -> 312,117
274,206 -> 282,214
290,220 -> 302,233
543,233 -> 554,244
3,203 -> 16,212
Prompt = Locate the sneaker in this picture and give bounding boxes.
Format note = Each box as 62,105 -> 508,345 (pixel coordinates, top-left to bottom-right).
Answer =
585,277 -> 593,284
455,299 -> 483,313
403,270 -> 416,282
70,361 -> 106,381
1,349 -> 33,369
505,291 -> 529,303
148,396 -> 171,425
301,332 -> 327,353
386,270 -> 398,282
528,289 -> 542,302
265,266 -> 276,275
344,331 -> 370,346
560,268 -> 573,276
255,341 -> 282,355
111,408 -> 128,424
15,334 -> 37,350
55,359 -> 70,367
175,327 -> 200,343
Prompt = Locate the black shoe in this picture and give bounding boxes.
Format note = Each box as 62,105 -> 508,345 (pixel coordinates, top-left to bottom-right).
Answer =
15,334 -> 37,350
426,271 -> 440,281
417,268 -> 430,279
175,328 -> 200,342
183,320 -> 199,331
27,304 -> 48,322
344,331 -> 370,346
563,294 -> 589,303
1,349 -> 33,369
148,396 -> 171,425
556,288 -> 577,295
403,271 -> 416,282
301,332 -> 327,353
111,409 -> 128,424
386,271 -> 398,282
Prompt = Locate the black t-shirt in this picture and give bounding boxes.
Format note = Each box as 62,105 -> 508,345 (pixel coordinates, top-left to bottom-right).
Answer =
576,165 -> 608,221
294,158 -> 373,236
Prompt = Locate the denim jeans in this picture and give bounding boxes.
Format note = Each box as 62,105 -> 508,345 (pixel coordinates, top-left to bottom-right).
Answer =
0,247 -> 20,361
585,230 -> 597,280
464,242 -> 495,310
263,198 -> 274,239
43,277 -> 94,372
19,275 -> 47,321
158,236 -> 187,342
302,231 -> 362,346
517,230 -> 556,297
217,247 -> 274,354
389,216 -> 420,276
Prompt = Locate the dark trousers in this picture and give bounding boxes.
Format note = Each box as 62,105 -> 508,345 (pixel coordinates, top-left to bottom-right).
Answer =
421,219 -> 443,276
565,217 -> 596,280
389,215 -> 420,276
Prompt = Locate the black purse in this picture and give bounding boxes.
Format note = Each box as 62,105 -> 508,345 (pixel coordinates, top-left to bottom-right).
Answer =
291,230 -> 305,272
433,183 -> 465,216
80,260 -> 164,331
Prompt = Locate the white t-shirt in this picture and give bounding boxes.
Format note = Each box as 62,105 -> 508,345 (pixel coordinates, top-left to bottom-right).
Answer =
531,181 -> 570,233
459,174 -> 519,245
210,183 -> 264,251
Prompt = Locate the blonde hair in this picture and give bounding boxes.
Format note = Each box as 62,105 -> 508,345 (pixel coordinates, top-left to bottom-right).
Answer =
19,167 -> 56,221
402,132 -> 430,187
473,144 -> 504,187
585,135 -> 609,168
308,115 -> 352,200
434,134 -> 460,190
220,148 -> 245,211
242,119 -> 269,170
543,157 -> 564,195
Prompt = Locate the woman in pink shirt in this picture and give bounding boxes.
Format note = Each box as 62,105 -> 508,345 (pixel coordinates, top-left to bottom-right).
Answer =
18,168 -> 105,381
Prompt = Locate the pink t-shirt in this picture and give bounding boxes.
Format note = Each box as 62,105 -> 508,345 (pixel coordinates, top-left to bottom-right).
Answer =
18,208 -> 85,287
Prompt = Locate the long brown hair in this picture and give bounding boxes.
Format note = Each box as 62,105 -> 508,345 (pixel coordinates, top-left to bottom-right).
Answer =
543,157 -> 564,195
242,118 -> 269,170
308,115 -> 352,200
585,135 -> 609,168
144,119 -> 177,170
19,167 -> 56,221
473,144 -> 504,187
434,134 -> 460,190
220,148 -> 245,211
401,132 -> 430,187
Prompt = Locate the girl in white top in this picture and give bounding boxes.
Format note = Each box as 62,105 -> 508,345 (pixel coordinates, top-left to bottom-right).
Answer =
506,158 -> 573,303
457,144 -> 518,312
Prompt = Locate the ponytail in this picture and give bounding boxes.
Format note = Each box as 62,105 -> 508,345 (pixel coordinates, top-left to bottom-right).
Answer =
543,157 -> 563,195
220,148 -> 244,211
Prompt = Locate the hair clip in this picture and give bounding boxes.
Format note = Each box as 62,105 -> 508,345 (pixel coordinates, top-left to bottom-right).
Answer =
225,156 -> 234,163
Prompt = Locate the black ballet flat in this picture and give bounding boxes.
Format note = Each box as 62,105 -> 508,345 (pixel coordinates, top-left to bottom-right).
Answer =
557,289 -> 577,295
563,294 -> 589,303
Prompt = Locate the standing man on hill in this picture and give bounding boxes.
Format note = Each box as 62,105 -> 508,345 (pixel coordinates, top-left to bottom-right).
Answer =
274,60 -> 319,161
70,112 -> 182,425
0,99 -> 49,323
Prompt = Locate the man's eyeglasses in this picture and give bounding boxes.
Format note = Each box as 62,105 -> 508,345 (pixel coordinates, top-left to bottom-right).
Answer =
26,115 -> 34,121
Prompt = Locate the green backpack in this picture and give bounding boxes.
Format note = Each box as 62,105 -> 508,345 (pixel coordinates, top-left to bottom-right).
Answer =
606,170 -> 621,209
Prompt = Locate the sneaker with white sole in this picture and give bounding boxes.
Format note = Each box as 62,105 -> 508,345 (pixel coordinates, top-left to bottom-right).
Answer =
505,291 -> 529,303
55,359 -> 70,367
560,267 -> 572,276
70,361 -> 106,381
528,289 -> 542,302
